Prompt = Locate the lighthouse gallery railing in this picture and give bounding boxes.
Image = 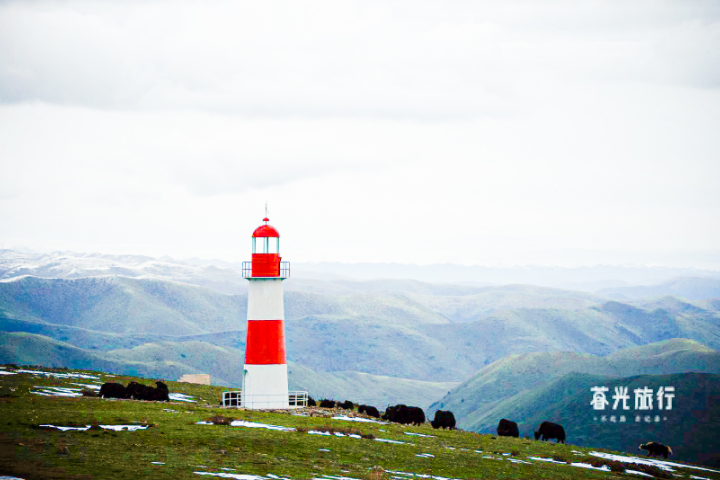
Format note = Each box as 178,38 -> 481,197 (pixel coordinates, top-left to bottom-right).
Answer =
221,390 -> 308,408
241,261 -> 290,278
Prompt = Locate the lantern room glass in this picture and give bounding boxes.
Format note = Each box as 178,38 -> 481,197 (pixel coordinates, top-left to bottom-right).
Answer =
253,237 -> 279,254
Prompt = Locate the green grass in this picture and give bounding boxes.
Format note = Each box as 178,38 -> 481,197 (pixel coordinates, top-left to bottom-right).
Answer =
2,366 -> 719,479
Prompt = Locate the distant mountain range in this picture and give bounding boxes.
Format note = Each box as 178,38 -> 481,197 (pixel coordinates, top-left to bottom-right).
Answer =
1,248 -> 719,419
4,249 -> 720,293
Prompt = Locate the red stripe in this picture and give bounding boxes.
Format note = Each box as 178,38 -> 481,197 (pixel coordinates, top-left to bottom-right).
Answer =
245,320 -> 286,364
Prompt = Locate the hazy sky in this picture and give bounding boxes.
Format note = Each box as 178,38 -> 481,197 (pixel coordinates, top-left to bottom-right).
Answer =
1,0 -> 719,268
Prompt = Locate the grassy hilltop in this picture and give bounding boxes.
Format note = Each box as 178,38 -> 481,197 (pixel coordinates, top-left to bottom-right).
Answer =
3,366 -> 720,480
431,339 -> 720,428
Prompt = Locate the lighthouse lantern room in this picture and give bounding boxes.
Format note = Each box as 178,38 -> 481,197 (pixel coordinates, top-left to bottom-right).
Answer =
234,216 -> 298,409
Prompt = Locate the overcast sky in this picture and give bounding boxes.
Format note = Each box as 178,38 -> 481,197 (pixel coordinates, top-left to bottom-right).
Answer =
1,0 -> 719,268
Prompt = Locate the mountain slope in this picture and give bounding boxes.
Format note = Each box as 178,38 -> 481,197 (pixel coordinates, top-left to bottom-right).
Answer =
431,339 -> 720,431
3,275 -> 720,382
514,372 -> 720,467
408,284 -> 607,322
0,331 -> 454,409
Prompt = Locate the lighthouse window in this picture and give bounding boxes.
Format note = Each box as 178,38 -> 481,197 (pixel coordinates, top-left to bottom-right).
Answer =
253,237 -> 279,254
268,237 -> 279,254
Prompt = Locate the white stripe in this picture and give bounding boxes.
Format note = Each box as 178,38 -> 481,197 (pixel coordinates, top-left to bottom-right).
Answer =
242,364 -> 289,409
247,279 -> 285,320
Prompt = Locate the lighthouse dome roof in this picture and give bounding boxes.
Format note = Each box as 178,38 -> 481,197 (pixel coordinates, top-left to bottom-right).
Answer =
252,218 -> 279,237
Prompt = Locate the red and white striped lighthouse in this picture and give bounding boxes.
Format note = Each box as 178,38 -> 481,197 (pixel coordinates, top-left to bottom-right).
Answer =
241,216 -> 290,409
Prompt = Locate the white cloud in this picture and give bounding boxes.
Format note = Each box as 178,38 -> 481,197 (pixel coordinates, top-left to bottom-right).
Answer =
0,0 -> 719,268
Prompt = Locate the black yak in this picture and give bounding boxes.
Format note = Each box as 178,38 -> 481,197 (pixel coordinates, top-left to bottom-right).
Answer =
340,400 -> 354,410
431,410 -> 456,430
497,418 -> 519,437
383,405 -> 425,425
358,405 -> 380,418
534,421 -> 565,444
307,397 -> 317,407
319,399 -> 336,408
125,381 -> 168,402
365,406 -> 380,418
640,442 -> 672,459
99,382 -> 126,399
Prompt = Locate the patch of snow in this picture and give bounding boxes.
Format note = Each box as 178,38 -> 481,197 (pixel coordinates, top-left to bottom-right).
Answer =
70,383 -> 101,390
415,453 -> 435,458
374,438 -> 414,445
502,453 -> 510,456
0,371 -> 18,375
0,476 -> 25,479
196,420 -> 293,432
508,459 -> 532,465
319,448 -> 331,452
690,476 -> 711,480
18,369 -> 99,380
313,476 -> 362,480
152,462 -> 166,465
474,450 -> 483,454
31,387 -> 82,398
331,415 -> 386,424
195,473 -> 266,480
589,452 -> 676,472
308,430 -> 332,436
570,462 -> 610,472
39,424 -> 148,432
529,456 -> 567,464
384,470 -> 458,480
169,393 -> 197,402
626,470 -> 653,477
229,420 -> 295,432
405,432 -> 435,438
102,425 -> 149,431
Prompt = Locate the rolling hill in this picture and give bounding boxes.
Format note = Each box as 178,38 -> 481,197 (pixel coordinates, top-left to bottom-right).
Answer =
0,331 -> 455,409
430,339 -> 720,432
506,372 -> 720,467
2,274 -> 720,384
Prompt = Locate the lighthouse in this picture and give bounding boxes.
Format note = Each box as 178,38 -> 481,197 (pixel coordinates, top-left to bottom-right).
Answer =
241,216 -> 291,409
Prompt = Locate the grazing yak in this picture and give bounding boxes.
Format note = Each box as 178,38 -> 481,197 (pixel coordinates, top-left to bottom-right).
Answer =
534,421 -> 565,444
319,399 -> 336,408
125,381 -> 169,402
497,418 -> 519,438
640,442 -> 673,459
382,405 -> 425,426
340,400 -> 354,410
99,382 -> 126,399
358,405 -> 381,418
431,410 -> 456,430
307,397 -> 317,407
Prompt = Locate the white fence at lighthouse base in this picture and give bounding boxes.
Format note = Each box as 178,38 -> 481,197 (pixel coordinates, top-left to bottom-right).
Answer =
221,390 -> 309,409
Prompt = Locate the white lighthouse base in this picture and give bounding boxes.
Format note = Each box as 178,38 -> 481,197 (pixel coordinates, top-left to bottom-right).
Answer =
242,364 -> 289,409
